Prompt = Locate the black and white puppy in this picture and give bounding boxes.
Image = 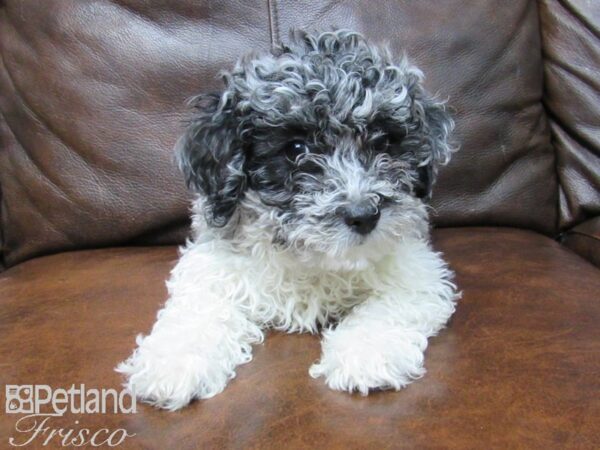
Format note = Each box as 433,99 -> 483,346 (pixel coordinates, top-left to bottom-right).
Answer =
118,30 -> 459,410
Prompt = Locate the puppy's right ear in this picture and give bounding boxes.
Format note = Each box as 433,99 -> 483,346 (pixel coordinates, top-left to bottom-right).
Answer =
413,95 -> 455,201
176,93 -> 247,227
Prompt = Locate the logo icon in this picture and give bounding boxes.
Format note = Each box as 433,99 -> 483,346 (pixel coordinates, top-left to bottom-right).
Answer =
5,385 -> 34,414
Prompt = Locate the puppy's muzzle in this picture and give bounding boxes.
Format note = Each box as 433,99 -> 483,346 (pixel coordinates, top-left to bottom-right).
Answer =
340,201 -> 380,235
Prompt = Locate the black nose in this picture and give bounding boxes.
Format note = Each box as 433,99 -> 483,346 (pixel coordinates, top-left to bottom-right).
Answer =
341,202 -> 380,235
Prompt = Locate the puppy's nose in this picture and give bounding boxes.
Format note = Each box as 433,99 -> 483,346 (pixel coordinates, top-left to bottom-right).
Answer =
341,202 -> 380,235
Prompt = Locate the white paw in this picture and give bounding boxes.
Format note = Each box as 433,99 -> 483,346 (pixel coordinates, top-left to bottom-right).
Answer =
116,336 -> 237,410
309,326 -> 428,395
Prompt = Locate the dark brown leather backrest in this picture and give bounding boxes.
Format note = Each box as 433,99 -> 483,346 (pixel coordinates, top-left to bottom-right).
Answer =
0,0 -> 594,268
539,0 -> 600,230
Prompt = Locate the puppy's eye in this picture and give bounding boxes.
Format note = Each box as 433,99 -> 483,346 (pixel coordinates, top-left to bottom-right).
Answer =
372,132 -> 405,155
371,135 -> 391,153
284,140 -> 310,161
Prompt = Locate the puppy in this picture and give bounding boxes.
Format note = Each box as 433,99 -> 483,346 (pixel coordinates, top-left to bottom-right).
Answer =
117,30 -> 459,410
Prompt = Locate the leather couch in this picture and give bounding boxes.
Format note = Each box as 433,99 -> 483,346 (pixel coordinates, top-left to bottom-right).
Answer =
1,1 -> 599,448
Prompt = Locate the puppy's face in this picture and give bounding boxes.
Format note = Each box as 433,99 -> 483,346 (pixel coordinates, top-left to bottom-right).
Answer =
178,31 -> 453,269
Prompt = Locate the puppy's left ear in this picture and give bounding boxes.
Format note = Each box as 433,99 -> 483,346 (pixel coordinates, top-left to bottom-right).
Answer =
414,97 -> 454,200
176,92 -> 248,227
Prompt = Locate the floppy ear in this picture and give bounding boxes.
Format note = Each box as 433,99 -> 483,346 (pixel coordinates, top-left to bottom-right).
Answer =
413,96 -> 454,200
176,93 -> 247,227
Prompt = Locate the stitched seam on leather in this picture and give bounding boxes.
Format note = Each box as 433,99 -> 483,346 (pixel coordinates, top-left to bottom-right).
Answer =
266,0 -> 280,48
536,0 -> 562,236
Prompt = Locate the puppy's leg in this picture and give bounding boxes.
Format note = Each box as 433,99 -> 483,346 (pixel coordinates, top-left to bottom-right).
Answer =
117,243 -> 262,410
310,241 -> 458,394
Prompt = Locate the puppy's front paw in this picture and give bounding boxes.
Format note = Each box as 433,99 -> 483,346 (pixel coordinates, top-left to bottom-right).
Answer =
309,326 -> 428,395
116,337 -> 234,410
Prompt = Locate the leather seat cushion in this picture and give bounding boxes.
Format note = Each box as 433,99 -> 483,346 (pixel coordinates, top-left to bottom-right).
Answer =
1,228 -> 598,448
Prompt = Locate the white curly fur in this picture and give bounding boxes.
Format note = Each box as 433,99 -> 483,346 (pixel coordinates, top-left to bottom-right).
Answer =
117,196 -> 458,410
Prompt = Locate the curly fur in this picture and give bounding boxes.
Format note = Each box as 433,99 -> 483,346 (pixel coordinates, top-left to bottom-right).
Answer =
117,30 -> 459,410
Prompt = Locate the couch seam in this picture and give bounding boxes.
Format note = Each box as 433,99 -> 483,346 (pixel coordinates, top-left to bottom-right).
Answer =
535,0 -> 562,238
564,229 -> 600,244
266,0 -> 280,48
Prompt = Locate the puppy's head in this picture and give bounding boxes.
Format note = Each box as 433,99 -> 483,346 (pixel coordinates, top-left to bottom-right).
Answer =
177,30 -> 454,270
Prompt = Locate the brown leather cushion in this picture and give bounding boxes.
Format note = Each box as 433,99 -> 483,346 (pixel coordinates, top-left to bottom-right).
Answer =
0,1 -> 557,268
1,228 -> 598,448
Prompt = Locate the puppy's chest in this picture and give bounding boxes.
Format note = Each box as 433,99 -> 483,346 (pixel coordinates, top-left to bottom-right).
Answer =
297,277 -> 371,306
258,270 -> 375,330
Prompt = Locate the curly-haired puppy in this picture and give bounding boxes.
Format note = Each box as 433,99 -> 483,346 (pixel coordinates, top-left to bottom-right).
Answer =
118,30 -> 459,410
